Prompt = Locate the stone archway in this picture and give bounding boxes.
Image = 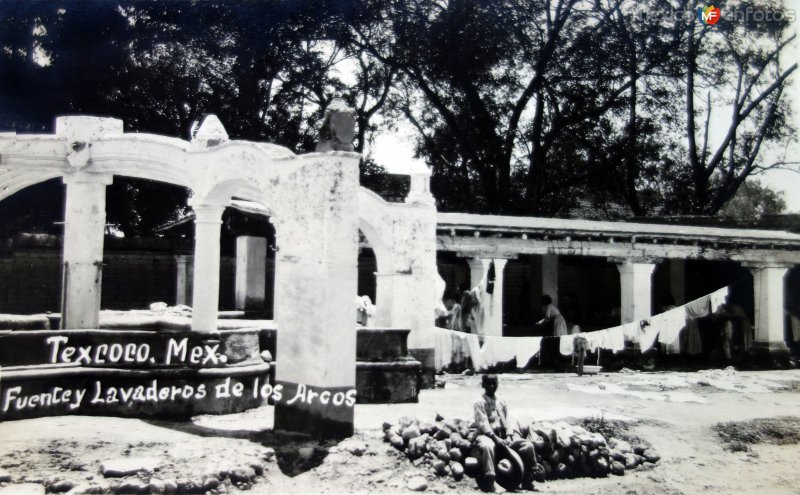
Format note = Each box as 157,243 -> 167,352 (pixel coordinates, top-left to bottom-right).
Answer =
0,115 -> 363,437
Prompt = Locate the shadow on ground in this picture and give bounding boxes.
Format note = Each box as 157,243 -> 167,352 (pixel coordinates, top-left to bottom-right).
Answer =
143,419 -> 340,476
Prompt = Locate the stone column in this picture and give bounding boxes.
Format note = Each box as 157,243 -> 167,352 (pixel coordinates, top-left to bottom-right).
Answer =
468,258 -> 491,289
487,259 -> 508,337
272,152 -> 361,439
748,263 -> 791,366
541,254 -> 559,307
190,204 -> 225,332
373,272 -> 403,327
617,261 -> 656,324
669,258 -> 686,305
235,236 -> 267,311
174,255 -> 193,306
60,173 -> 113,329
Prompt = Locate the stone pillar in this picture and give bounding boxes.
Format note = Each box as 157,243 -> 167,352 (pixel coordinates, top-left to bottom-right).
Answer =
190,204 -> 225,333
617,261 -> 656,324
373,272 -> 405,327
235,236 -> 267,311
175,255 -> 193,306
487,259 -> 508,337
60,173 -> 113,329
373,270 -> 437,386
669,258 -> 686,305
272,153 -> 361,439
541,254 -> 559,307
468,258 -> 491,289
748,263 -> 791,366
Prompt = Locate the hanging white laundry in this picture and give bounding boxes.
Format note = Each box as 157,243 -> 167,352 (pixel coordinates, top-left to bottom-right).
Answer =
622,321 -> 640,342
480,337 -> 519,365
514,337 -> 543,368
654,307 -> 687,354
465,333 -> 487,370
583,329 -> 607,352
452,332 -> 470,366
638,319 -> 660,352
685,295 -> 711,319
559,334 -> 577,356
433,327 -> 454,370
605,326 -> 625,352
709,286 -> 729,313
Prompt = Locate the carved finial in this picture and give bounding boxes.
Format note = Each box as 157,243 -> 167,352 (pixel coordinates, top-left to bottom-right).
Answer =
316,99 -> 355,152
190,115 -> 228,149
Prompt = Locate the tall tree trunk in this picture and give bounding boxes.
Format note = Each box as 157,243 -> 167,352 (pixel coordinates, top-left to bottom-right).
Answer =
685,22 -> 706,214
625,44 -> 643,216
526,90 -> 546,214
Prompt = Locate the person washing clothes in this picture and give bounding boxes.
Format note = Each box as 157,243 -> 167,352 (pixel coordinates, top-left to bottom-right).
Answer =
536,295 -> 568,337
473,375 -> 537,492
442,290 -> 465,331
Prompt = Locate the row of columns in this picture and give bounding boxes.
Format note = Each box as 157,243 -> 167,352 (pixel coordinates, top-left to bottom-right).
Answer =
175,236 -> 270,312
458,254 -> 791,353
59,175 -> 231,334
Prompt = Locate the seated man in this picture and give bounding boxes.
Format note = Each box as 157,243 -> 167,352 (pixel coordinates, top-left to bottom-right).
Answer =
474,374 -> 536,492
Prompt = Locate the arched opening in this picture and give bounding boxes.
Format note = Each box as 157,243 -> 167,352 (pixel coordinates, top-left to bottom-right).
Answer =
0,174 -> 199,316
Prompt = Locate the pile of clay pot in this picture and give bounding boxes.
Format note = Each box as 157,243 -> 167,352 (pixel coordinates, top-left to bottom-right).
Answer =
382,416 -> 660,481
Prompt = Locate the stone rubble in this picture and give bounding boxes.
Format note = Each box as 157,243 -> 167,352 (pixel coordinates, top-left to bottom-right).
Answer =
383,415 -> 660,484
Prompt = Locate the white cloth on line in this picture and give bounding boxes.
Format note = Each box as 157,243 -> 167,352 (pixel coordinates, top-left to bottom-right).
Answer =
583,329 -> 607,352
513,337 -> 542,367
465,332 -> 487,370
709,286 -> 729,313
685,295 -> 711,319
605,326 -> 626,352
654,307 -> 687,354
480,336 -> 543,369
433,327 -> 453,370
433,327 -> 479,370
480,337 -> 518,364
559,334 -> 577,356
622,321 -> 640,342
638,319 -> 660,352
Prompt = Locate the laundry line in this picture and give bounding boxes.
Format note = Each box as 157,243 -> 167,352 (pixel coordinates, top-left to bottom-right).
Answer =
433,286 -> 730,371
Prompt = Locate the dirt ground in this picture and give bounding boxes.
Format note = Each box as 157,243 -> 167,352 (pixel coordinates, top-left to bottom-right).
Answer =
2,368 -> 800,495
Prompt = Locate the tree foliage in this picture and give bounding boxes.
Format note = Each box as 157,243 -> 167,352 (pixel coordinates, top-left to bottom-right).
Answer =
718,179 -> 786,221
0,0 -> 796,236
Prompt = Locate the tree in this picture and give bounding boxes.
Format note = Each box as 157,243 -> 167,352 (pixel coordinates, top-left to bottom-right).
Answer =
718,179 -> 786,221
340,0 -> 797,217
679,0 -> 796,215
2,0 -> 797,231
0,0 -> 395,236
341,0 -> 694,215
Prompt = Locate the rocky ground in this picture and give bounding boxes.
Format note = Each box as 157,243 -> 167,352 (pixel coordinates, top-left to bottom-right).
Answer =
2,368 -> 800,494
